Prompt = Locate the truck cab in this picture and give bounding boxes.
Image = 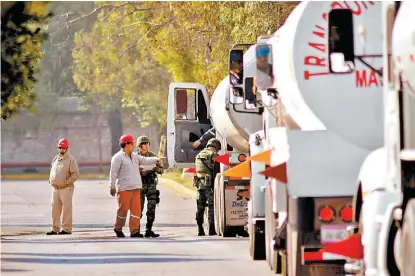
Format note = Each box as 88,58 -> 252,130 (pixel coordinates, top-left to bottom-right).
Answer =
166,44 -> 263,237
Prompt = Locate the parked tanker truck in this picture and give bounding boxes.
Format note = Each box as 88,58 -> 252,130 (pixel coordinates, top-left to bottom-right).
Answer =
225,1 -> 385,275
326,1 -> 415,275
166,46 -> 264,236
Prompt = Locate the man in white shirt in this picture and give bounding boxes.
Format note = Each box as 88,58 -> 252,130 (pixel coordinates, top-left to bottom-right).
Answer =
109,134 -> 165,238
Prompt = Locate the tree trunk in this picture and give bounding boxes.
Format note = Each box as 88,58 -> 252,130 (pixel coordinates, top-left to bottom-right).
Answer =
108,109 -> 123,156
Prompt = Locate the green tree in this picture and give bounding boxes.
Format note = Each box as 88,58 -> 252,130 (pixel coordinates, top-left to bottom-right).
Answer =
131,1 -> 295,95
1,1 -> 53,120
41,1 -> 96,98
71,1 -> 296,131
72,2 -> 172,135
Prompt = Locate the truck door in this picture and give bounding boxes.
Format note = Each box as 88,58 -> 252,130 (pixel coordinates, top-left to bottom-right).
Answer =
167,82 -> 212,168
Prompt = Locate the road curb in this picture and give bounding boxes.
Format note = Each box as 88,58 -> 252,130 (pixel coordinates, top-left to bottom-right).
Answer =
159,177 -> 197,198
1,173 -> 108,180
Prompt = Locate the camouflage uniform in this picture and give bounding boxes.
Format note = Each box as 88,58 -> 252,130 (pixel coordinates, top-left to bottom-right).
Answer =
194,138 -> 221,236
137,136 -> 164,238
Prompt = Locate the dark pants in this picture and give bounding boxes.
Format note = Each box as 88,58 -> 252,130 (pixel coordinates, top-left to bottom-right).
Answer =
140,183 -> 158,229
196,188 -> 214,225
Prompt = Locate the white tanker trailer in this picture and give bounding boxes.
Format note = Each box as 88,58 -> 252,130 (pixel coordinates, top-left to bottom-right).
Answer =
226,1 -> 385,275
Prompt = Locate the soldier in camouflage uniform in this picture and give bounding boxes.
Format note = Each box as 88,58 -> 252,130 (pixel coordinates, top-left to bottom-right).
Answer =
137,136 -> 164,238
194,138 -> 221,236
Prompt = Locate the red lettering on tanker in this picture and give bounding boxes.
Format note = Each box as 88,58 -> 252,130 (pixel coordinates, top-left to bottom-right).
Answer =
355,70 -> 382,87
304,25 -> 328,80
322,1 -> 375,20
304,1 -> 377,85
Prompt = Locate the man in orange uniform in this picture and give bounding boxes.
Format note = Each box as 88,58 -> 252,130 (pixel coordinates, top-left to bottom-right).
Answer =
47,138 -> 79,235
109,134 -> 165,238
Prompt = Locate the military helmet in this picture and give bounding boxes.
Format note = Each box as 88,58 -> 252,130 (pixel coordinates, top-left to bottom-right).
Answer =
206,138 -> 221,151
137,136 -> 151,146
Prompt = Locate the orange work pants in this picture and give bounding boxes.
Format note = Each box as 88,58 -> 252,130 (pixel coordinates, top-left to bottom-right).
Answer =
114,189 -> 141,233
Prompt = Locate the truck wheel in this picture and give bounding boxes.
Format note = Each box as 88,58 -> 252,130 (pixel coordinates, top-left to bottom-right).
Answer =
265,186 -> 273,268
214,174 -> 222,235
286,223 -> 295,276
248,201 -> 254,257
280,250 -> 288,276
383,208 -> 400,276
219,176 -> 234,237
250,221 -> 266,260
265,185 -> 281,272
401,199 -> 415,276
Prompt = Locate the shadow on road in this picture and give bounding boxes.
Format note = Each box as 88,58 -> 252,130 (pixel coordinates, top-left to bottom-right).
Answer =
1,255 -> 226,264
1,223 -> 196,228
1,237 -> 247,245
1,252 -> 189,257
1,268 -> 31,273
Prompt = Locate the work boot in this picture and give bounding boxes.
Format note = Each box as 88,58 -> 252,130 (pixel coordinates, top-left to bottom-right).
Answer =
130,231 -> 144,238
198,224 -> 205,236
208,223 -> 217,236
144,222 -> 160,238
114,228 -> 125,238
145,229 -> 160,238
46,230 -> 58,235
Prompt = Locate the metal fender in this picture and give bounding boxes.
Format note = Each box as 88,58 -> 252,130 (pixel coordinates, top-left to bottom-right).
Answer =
358,148 -> 388,201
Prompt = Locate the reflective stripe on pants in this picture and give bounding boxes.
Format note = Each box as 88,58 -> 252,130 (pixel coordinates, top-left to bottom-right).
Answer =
115,189 -> 141,233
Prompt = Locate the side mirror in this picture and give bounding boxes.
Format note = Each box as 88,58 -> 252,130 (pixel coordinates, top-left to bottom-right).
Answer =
229,49 -> 244,85
255,44 -> 273,89
229,87 -> 243,104
328,9 -> 355,74
244,77 -> 257,110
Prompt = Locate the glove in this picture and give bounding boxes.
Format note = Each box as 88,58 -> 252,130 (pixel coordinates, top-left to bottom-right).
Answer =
110,188 -> 116,197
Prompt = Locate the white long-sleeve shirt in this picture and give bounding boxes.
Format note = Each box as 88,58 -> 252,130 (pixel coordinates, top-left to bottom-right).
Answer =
109,150 -> 159,191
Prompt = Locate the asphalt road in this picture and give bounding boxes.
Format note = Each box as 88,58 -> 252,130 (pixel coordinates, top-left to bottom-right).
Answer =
1,179 -> 276,276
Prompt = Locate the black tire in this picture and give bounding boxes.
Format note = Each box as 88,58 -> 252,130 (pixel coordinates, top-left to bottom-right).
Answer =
386,214 -> 400,276
265,186 -> 281,273
274,250 -> 282,274
286,223 -> 294,276
250,221 -> 266,260
401,199 -> 415,276
280,250 -> 288,276
265,186 -> 274,269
